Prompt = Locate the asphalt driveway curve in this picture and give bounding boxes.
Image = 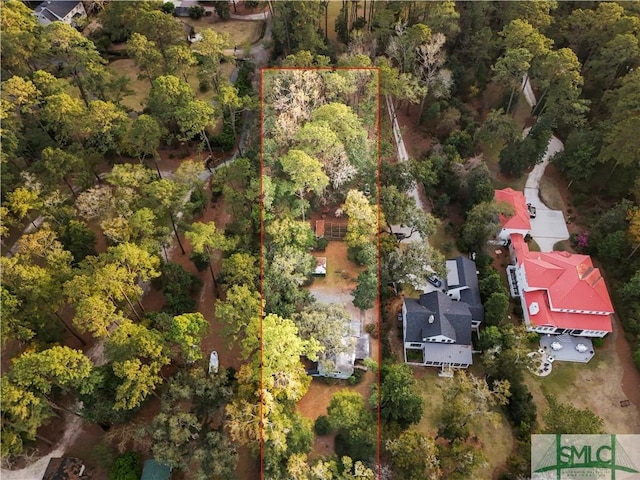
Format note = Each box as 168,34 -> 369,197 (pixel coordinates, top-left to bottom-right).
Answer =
522,113 -> 570,252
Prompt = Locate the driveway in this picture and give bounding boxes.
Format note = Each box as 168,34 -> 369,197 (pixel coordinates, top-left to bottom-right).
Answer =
385,95 -> 424,244
522,131 -> 569,252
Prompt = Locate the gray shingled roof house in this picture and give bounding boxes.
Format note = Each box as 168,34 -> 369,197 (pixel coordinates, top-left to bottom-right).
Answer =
33,1 -> 86,26
445,256 -> 484,325
402,256 -> 483,370
403,292 -> 474,368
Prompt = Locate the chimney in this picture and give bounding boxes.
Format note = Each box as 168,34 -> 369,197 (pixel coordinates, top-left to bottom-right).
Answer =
428,314 -> 434,324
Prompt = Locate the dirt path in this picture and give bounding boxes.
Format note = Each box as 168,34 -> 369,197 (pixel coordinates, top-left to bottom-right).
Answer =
0,415 -> 84,480
614,314 -> 640,418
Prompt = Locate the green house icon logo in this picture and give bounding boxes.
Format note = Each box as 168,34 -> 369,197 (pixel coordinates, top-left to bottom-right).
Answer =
532,434 -> 640,479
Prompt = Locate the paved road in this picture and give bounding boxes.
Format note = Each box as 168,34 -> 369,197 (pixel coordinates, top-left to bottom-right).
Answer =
224,8 -> 272,84
521,74 -> 536,109
520,77 -> 570,252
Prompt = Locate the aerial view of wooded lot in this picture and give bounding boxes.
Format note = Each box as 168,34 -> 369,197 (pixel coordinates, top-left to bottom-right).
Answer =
1,1 -> 639,479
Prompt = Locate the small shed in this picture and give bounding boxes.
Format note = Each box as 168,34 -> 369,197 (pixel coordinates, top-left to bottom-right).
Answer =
42,457 -> 88,480
315,220 -> 325,238
173,6 -> 191,16
140,460 -> 171,480
313,257 -> 327,276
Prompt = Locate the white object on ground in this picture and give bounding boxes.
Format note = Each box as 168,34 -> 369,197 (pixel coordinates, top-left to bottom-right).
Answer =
209,351 -> 219,374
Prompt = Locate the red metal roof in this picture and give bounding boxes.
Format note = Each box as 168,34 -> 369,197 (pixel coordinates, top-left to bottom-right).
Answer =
523,290 -> 612,332
512,236 -> 614,332
495,188 -> 531,231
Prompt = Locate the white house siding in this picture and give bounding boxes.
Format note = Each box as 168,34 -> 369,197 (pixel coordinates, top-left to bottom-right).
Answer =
63,3 -> 86,22
499,227 -> 529,242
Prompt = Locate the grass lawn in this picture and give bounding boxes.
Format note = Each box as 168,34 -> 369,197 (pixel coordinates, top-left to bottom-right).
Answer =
108,59 -> 150,111
411,368 -> 514,478
399,282 -> 422,299
186,18 -> 264,47
553,239 -> 572,252
512,93 -> 532,128
528,238 -> 541,252
324,1 -> 343,42
482,142 -> 527,192
430,221 -> 462,258
539,175 -> 566,211
108,60 -> 229,112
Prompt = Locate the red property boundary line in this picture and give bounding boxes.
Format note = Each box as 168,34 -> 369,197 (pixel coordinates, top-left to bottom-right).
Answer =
259,67 -> 382,478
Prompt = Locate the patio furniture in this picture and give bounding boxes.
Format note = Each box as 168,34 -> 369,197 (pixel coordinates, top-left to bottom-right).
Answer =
551,342 -> 563,351
575,343 -> 588,353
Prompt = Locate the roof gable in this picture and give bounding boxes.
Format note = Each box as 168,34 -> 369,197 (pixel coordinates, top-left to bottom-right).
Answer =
35,1 -> 81,19
43,457 -> 87,480
405,292 -> 473,345
523,290 -> 612,332
495,188 -> 531,231
446,256 -> 484,323
514,239 -> 614,313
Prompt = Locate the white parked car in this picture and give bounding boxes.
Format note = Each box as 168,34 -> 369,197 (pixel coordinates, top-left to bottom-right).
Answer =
208,351 -> 219,374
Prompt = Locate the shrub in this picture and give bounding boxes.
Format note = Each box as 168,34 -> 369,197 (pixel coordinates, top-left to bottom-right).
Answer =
354,243 -> 376,267
189,186 -> 207,215
57,219 -> 96,264
484,292 -> 509,326
592,337 -> 605,348
365,323 -> 378,339
314,236 -> 329,251
526,332 -> 541,344
190,251 -> 210,271
208,127 -> 235,152
314,415 -> 331,435
633,348 -> 640,371
110,452 -> 142,480
161,2 -> 175,14
235,60 -> 256,97
199,79 -> 210,92
213,2 -> 231,20
348,369 -> 365,385
161,262 -> 202,294
160,262 -> 202,315
164,292 -> 196,315
188,5 -> 205,19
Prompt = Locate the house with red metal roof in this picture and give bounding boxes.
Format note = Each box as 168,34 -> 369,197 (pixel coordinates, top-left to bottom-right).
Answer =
495,188 -> 531,242
507,233 -> 614,339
